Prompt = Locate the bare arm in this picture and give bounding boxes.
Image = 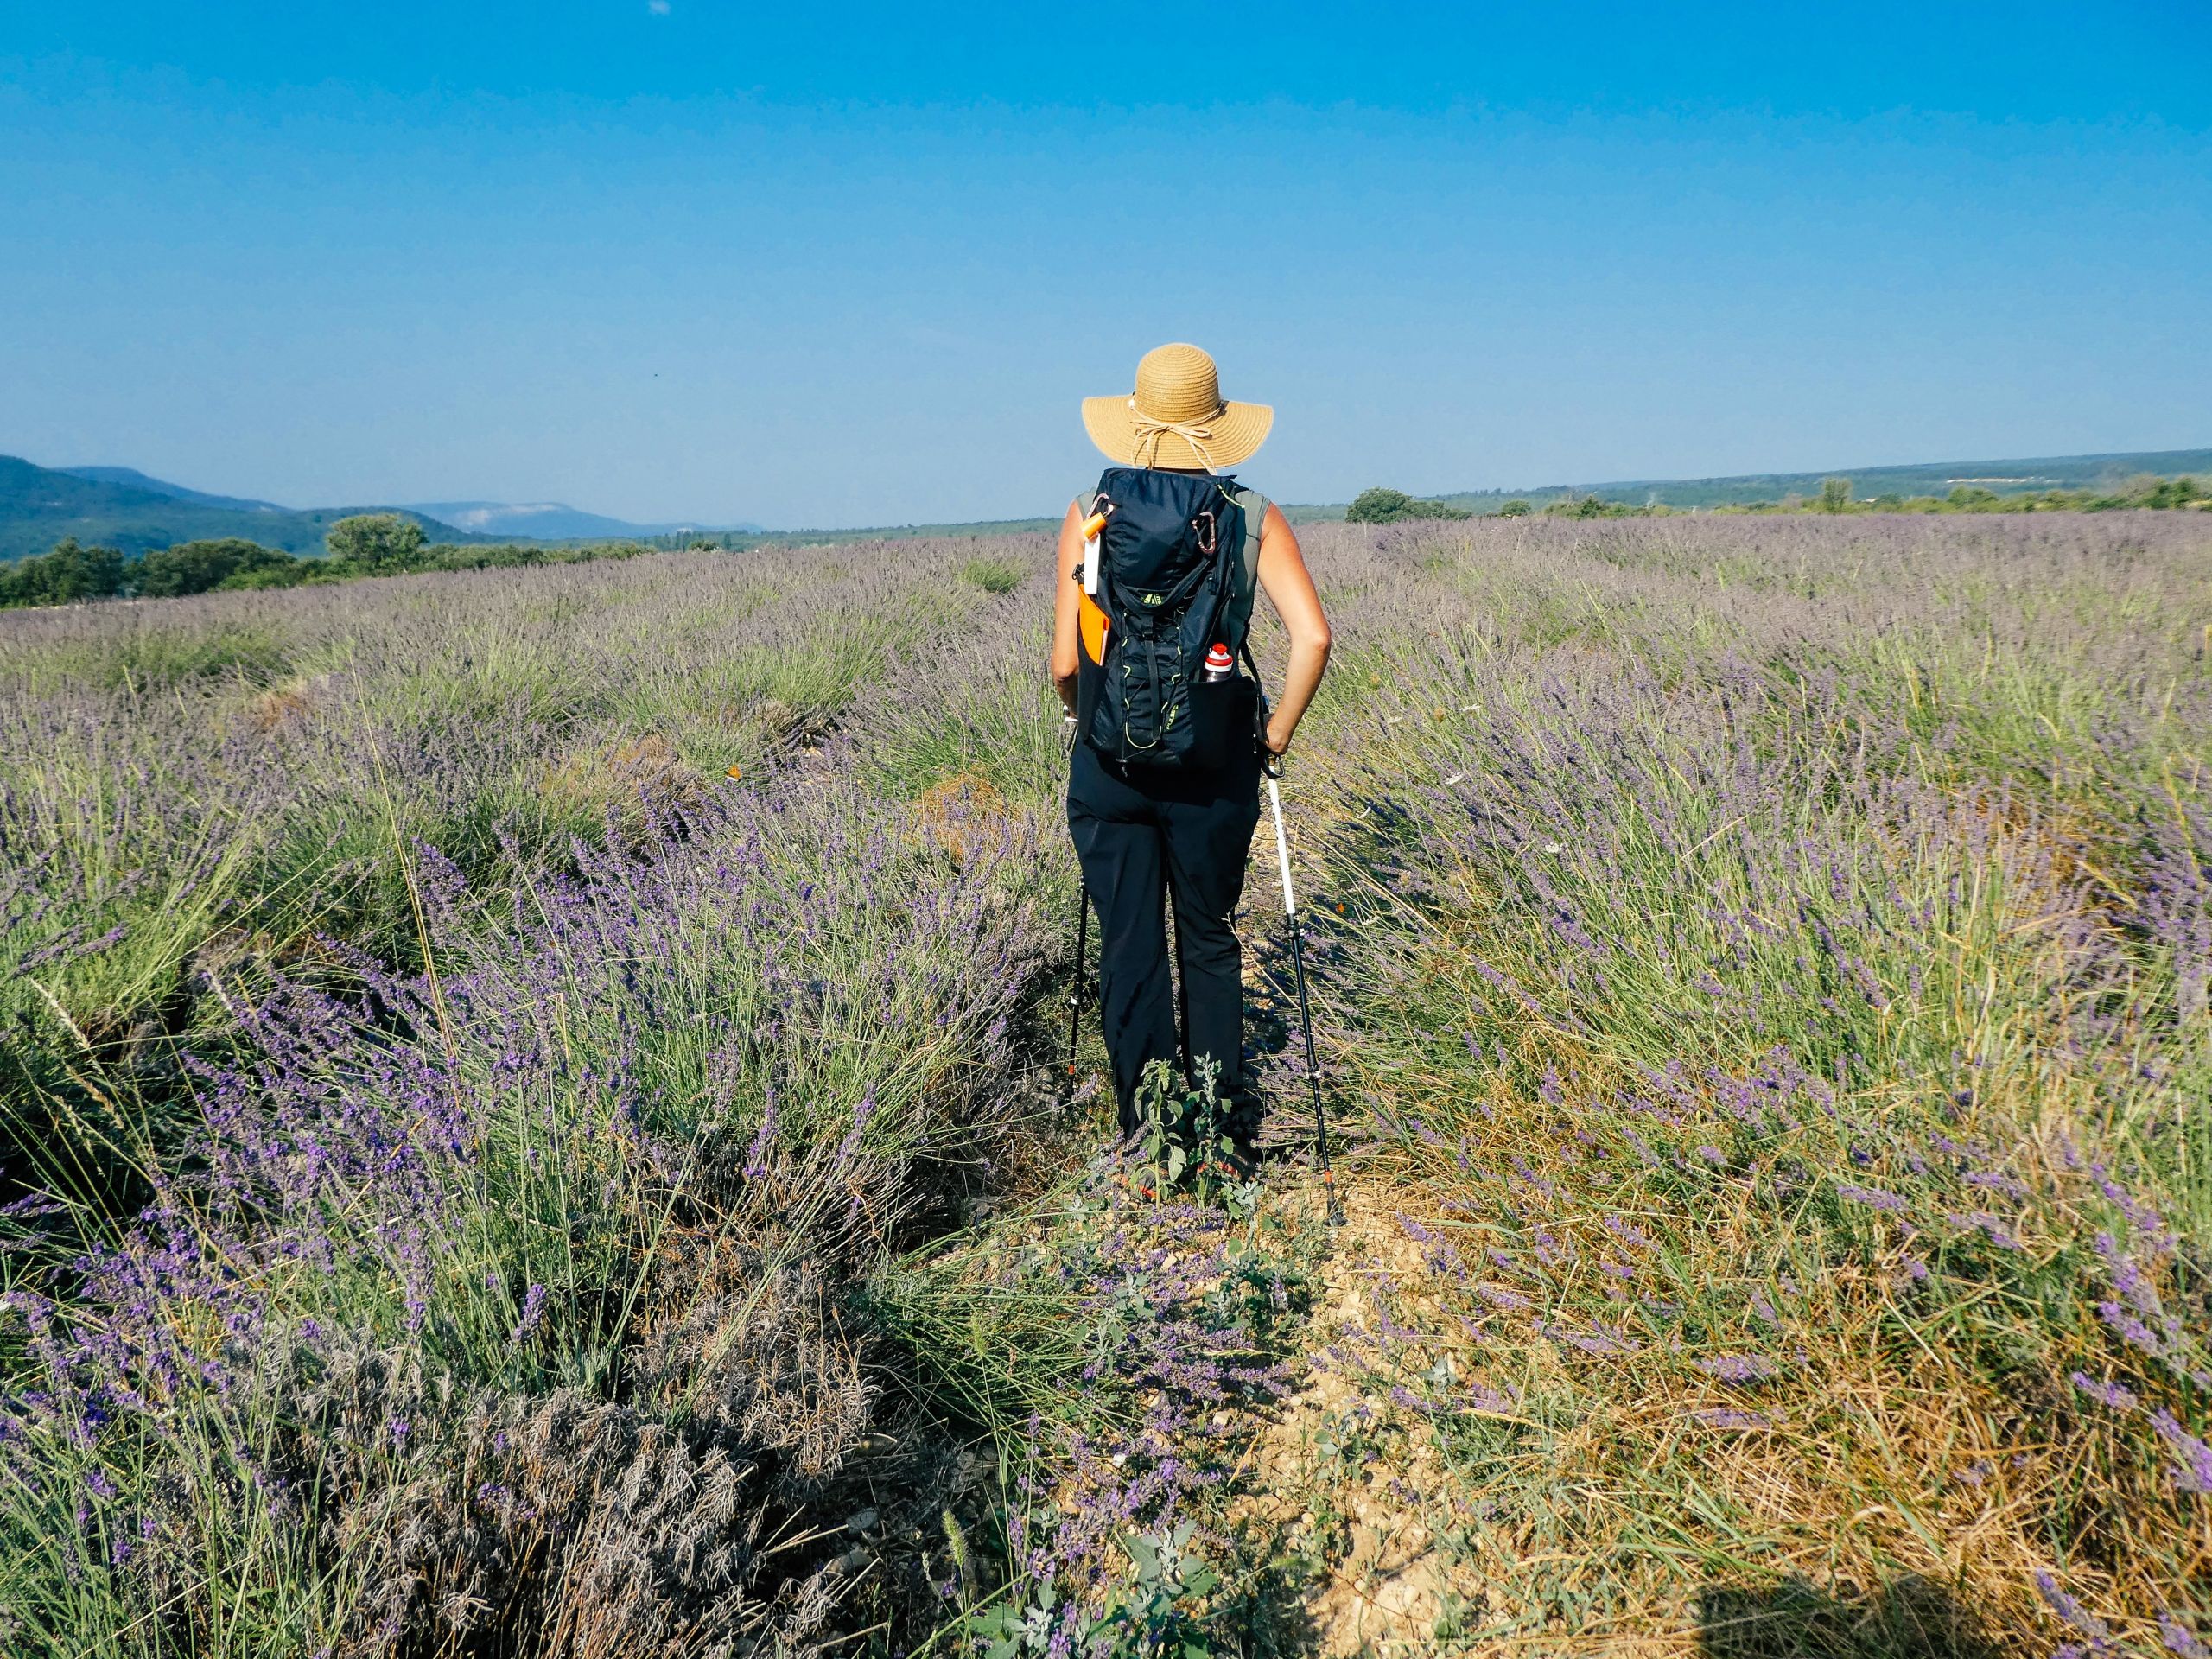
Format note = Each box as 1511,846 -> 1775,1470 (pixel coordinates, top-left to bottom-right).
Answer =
1255,503 -> 1332,755
1049,499 -> 1084,717
1051,496 -> 1330,749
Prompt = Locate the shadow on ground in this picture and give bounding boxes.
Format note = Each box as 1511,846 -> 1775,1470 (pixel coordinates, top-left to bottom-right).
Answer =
1699,1576 -> 2005,1659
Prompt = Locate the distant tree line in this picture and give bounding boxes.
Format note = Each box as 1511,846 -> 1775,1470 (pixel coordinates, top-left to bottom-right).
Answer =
1344,474 -> 2207,524
1349,487 -> 1658,522
1733,474 -> 2207,517
0,513 -> 659,610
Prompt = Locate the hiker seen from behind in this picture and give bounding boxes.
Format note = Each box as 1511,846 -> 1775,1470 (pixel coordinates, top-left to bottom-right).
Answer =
1051,342 -> 1332,1176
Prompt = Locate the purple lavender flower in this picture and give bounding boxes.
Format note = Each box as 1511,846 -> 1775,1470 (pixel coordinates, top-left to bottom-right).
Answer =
836,1082 -> 877,1166
1947,1211 -> 2023,1250
511,1281 -> 548,1344
2160,1613 -> 2210,1658
2036,1571 -> 2111,1643
1463,1382 -> 1518,1414
1535,1318 -> 1640,1357
1694,1353 -> 1776,1384
1836,1183 -> 1908,1214
2069,1373 -> 2137,1412
2148,1408 -> 2212,1494
2099,1300 -> 2166,1357
2090,1162 -> 2177,1253
1693,1407 -> 1770,1429
743,1087 -> 779,1181
2094,1230 -> 2163,1318
1602,1217 -> 1650,1250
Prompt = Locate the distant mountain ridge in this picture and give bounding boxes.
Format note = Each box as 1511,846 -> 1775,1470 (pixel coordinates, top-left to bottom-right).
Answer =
0,457 -> 485,563
57,466 -> 290,515
0,456 -> 765,561
406,500 -> 765,540
5,445 -> 2204,563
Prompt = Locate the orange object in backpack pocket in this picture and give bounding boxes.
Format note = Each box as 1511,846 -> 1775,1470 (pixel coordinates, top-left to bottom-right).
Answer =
1079,589 -> 1109,664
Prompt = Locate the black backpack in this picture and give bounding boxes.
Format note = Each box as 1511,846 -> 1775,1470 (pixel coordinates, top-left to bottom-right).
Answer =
1075,466 -> 1262,771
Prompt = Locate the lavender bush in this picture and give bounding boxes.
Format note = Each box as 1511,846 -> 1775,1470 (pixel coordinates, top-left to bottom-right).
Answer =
1,542 -> 1007,1203
1262,510 -> 2212,1649
1,766 -> 1064,1649
3,509 -> 2209,1654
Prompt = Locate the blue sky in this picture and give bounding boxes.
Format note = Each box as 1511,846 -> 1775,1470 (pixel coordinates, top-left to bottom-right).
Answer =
2,3 -> 2207,528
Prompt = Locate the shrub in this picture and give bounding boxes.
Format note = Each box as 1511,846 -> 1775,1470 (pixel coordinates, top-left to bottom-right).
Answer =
961,556 -> 1025,594
0,538 -> 129,606
325,512 -> 428,573
1548,491 -> 1626,518
135,537 -> 301,596
1345,486 -> 1471,524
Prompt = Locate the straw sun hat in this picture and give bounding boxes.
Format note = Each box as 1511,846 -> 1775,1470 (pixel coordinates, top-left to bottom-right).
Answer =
1082,342 -> 1274,473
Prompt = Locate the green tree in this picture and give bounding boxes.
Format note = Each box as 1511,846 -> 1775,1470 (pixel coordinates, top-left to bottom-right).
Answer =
1819,476 -> 1852,514
0,537 -> 129,607
326,513 -> 428,573
1497,499 -> 1533,518
1553,493 -> 1624,520
1345,487 -> 1473,524
1346,487 -> 1414,524
133,537 -> 297,597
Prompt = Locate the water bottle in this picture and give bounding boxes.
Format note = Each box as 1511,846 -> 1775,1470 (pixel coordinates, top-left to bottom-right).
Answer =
1202,643 -> 1234,682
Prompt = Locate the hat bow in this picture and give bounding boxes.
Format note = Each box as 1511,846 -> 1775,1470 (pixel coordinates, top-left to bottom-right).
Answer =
1128,399 -> 1225,469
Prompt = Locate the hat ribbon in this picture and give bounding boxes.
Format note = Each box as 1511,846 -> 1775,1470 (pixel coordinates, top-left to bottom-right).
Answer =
1128,402 -> 1223,470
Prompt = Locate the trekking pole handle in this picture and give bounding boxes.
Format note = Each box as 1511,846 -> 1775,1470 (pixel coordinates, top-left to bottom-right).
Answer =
1268,772 -> 1297,919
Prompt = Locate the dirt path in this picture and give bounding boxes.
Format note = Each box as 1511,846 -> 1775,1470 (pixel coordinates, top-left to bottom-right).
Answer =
1221,1173 -> 1499,1656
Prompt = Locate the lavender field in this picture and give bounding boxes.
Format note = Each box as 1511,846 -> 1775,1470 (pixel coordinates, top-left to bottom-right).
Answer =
3,511 -> 2209,1657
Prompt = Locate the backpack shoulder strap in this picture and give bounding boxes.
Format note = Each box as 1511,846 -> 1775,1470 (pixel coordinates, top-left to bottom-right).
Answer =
1226,484 -> 1268,595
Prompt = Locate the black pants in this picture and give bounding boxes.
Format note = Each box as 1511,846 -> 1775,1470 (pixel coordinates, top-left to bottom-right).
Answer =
1067,741 -> 1263,1142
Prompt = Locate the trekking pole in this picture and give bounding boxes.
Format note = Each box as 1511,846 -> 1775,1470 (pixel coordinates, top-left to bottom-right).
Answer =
1062,710 -> 1086,1106
1267,753 -> 1342,1225
1065,884 -> 1088,1102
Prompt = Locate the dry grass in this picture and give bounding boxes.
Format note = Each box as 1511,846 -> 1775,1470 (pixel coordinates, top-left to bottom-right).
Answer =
540,731 -> 705,821
913,770 -> 1013,864
1217,1171 -> 2098,1656
8,512 -> 2209,1656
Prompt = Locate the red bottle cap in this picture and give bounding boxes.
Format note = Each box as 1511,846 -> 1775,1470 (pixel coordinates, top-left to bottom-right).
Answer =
1205,643 -> 1232,671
